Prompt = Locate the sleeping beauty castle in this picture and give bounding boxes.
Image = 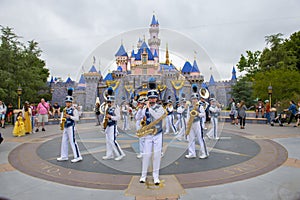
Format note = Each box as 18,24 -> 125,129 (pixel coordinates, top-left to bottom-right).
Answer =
50,14 -> 237,110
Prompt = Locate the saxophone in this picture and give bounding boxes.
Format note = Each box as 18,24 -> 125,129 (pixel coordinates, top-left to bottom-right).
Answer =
185,102 -> 199,136
103,107 -> 109,129
136,110 -> 167,138
60,108 -> 67,130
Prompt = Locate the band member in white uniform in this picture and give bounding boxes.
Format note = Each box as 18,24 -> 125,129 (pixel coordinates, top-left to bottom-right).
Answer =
206,98 -> 221,140
185,88 -> 209,159
57,88 -> 83,163
165,99 -> 177,135
136,87 -> 164,185
121,101 -> 130,131
135,96 -> 147,159
175,98 -> 188,141
102,88 -> 125,161
200,97 -> 209,130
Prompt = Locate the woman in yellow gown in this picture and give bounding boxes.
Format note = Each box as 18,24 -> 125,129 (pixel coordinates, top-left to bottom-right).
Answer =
13,111 -> 25,137
23,101 -> 32,134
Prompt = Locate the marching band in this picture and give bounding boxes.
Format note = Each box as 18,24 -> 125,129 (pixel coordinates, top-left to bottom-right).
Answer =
57,82 -> 223,185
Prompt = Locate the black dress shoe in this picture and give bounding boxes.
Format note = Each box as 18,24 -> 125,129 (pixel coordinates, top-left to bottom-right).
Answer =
42,128 -> 45,131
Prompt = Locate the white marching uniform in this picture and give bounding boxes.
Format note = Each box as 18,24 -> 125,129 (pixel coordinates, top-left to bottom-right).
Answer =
165,105 -> 177,134
104,105 -> 125,159
135,108 -> 145,156
206,104 -> 221,139
186,104 -> 209,158
121,104 -> 129,131
136,103 -> 165,183
175,105 -> 188,141
59,107 -> 82,160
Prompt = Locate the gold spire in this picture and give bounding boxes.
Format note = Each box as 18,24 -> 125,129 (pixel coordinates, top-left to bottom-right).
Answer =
165,43 -> 170,65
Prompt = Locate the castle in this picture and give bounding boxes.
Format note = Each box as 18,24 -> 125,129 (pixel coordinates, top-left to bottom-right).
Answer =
50,14 -> 237,110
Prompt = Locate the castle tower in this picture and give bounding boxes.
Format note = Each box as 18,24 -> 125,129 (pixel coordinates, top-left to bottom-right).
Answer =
115,43 -> 128,72
148,14 -> 161,61
83,65 -> 101,111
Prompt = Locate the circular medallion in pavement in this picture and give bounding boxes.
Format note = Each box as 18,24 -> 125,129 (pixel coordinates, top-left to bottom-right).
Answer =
8,128 -> 287,190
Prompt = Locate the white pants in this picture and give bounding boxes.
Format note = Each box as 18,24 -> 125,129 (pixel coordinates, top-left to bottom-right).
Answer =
174,114 -> 182,129
165,115 -> 176,134
105,125 -> 124,158
60,126 -> 81,159
176,118 -> 187,140
187,120 -> 208,157
206,117 -> 218,139
122,114 -> 129,130
141,132 -> 162,181
136,122 -> 145,154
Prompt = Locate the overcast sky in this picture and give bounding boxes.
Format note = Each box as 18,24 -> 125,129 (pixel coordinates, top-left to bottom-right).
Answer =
1,0 -> 299,82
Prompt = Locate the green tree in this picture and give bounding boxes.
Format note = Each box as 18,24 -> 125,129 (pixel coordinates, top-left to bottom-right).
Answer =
0,26 -> 49,106
252,68 -> 300,107
230,77 -> 253,107
236,50 -> 261,78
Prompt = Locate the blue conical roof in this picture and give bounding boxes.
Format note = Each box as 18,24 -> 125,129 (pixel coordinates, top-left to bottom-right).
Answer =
192,60 -> 200,72
201,82 -> 208,89
89,65 -> 97,73
78,74 -> 85,84
209,75 -> 215,85
181,61 -> 193,73
231,66 -> 237,80
117,66 -> 123,72
153,49 -> 158,57
150,14 -> 159,26
115,44 -> 128,57
135,41 -> 154,60
104,73 -> 114,81
65,77 -> 72,83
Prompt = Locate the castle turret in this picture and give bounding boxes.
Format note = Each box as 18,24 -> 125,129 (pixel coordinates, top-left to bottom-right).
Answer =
148,14 -> 160,60
115,43 -> 128,72
231,66 -> 237,81
83,65 -> 102,110
165,43 -> 170,65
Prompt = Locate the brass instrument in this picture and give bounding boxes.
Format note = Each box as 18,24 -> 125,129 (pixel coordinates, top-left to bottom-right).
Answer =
185,102 -> 199,136
103,106 -> 109,129
136,111 -> 167,138
60,108 -> 67,130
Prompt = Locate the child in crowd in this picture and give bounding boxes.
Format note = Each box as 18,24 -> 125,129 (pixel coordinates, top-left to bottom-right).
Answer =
13,111 -> 25,137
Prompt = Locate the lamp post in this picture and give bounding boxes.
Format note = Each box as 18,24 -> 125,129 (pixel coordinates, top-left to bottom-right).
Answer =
268,85 -> 273,107
17,85 -> 22,109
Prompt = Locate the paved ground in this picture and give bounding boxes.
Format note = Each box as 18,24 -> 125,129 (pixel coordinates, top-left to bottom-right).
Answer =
0,120 -> 300,200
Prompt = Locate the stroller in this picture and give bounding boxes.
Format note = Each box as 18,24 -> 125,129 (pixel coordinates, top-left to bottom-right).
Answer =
270,111 -> 289,126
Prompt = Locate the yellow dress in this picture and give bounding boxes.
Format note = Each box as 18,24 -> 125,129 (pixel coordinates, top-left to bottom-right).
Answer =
24,110 -> 32,134
13,116 -> 26,137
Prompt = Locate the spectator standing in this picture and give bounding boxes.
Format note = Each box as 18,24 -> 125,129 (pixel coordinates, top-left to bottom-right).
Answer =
0,101 -> 7,128
265,100 -> 271,124
30,103 -> 37,131
94,102 -> 101,126
22,101 -> 32,134
229,98 -> 238,125
36,98 -> 50,132
6,103 -> 14,124
237,100 -> 251,129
